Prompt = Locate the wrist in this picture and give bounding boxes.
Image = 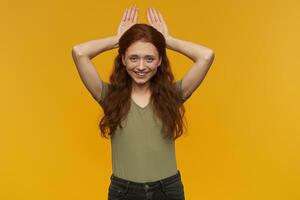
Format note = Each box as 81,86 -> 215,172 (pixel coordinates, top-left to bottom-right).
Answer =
112,35 -> 120,48
165,35 -> 173,48
165,35 -> 172,41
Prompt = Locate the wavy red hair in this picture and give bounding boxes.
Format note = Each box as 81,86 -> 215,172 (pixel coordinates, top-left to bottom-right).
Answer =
99,23 -> 187,140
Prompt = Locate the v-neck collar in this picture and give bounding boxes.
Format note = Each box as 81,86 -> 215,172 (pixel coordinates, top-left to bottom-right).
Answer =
131,98 -> 151,110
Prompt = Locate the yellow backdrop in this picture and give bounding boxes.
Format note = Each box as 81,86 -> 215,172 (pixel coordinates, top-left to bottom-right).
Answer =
1,0 -> 299,199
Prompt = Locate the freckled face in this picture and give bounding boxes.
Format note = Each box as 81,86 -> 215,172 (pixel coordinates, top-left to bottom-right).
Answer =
122,41 -> 162,85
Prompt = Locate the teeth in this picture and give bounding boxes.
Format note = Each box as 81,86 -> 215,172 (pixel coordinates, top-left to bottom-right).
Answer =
135,72 -> 147,76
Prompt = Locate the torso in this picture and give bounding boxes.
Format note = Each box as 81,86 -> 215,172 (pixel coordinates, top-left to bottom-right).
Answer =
98,79 -> 187,183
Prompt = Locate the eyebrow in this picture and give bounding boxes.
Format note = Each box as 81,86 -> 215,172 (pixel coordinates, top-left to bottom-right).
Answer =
128,54 -> 156,57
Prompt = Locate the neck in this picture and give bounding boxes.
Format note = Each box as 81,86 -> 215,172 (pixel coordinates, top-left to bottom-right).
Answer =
131,81 -> 151,95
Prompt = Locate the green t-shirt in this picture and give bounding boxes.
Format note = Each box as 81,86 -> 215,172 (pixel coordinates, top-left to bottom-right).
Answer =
98,79 -> 190,182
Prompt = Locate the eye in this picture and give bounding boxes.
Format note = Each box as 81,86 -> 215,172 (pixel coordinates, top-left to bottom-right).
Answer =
129,57 -> 137,62
146,57 -> 154,62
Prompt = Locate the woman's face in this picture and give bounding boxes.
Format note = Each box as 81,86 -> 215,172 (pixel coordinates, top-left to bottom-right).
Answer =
122,40 -> 162,86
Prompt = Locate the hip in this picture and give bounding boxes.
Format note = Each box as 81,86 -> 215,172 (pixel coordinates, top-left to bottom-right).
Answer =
107,169 -> 185,200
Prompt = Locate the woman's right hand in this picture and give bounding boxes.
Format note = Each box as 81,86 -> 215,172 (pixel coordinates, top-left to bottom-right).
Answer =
117,5 -> 139,40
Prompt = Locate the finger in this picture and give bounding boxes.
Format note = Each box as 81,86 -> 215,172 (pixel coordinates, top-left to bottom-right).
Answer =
151,8 -> 159,22
122,8 -> 128,22
131,5 -> 137,22
148,8 -> 155,23
133,7 -> 138,22
125,6 -> 131,21
147,8 -> 152,24
128,5 -> 135,21
149,8 -> 156,22
157,10 -> 164,23
158,11 -> 168,33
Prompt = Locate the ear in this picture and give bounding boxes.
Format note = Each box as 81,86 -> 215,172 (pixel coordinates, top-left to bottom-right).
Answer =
122,54 -> 126,66
158,57 -> 162,66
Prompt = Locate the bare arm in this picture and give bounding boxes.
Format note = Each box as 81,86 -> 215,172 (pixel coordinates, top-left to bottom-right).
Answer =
147,7 -> 214,101
71,5 -> 138,104
166,36 -> 214,100
71,35 -> 119,103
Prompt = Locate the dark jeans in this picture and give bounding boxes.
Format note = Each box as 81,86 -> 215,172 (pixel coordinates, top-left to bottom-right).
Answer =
108,170 -> 185,200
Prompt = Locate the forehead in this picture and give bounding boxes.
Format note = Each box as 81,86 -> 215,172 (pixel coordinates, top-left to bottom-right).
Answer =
126,41 -> 158,57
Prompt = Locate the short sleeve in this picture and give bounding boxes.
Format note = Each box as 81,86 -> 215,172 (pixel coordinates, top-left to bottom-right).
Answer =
174,79 -> 192,103
97,80 -> 110,105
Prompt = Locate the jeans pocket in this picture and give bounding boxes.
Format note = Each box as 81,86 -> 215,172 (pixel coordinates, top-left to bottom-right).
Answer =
161,179 -> 185,200
108,181 -> 129,200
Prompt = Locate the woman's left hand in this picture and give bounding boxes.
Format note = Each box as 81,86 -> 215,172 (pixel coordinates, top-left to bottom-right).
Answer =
147,7 -> 170,40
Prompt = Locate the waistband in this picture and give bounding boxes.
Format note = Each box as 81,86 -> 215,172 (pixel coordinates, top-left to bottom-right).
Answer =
110,170 -> 182,192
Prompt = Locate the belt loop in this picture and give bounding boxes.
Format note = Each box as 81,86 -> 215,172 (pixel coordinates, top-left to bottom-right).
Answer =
159,180 -> 165,192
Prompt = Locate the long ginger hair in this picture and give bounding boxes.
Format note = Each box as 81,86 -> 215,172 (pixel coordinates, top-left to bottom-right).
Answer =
99,23 -> 187,140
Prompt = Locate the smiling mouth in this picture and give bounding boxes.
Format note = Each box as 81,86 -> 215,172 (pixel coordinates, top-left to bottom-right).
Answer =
134,71 -> 149,77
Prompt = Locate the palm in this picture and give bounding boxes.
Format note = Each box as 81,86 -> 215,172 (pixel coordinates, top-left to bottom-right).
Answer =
117,5 -> 138,40
147,8 -> 169,39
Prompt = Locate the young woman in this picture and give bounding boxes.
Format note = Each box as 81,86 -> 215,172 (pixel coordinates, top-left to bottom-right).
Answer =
72,5 -> 214,200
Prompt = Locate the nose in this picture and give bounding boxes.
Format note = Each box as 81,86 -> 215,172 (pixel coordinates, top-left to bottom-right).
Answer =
136,60 -> 147,71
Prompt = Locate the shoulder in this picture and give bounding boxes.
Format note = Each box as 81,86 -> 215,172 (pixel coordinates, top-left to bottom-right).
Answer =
174,79 -> 191,103
98,80 -> 111,105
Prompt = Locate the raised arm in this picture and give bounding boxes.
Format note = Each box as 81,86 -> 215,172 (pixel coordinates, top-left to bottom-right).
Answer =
147,7 -> 214,101
71,36 -> 119,103
71,5 -> 138,103
166,36 -> 214,100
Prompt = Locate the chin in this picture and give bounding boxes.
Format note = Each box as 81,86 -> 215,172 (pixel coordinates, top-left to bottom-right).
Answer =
130,74 -> 147,82
133,78 -> 149,84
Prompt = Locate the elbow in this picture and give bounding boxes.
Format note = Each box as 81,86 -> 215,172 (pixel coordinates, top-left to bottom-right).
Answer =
72,45 -> 84,57
204,49 -> 214,61
195,49 -> 214,62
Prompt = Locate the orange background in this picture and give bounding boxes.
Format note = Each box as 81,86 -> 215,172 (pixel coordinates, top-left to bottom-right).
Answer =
1,0 -> 299,199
